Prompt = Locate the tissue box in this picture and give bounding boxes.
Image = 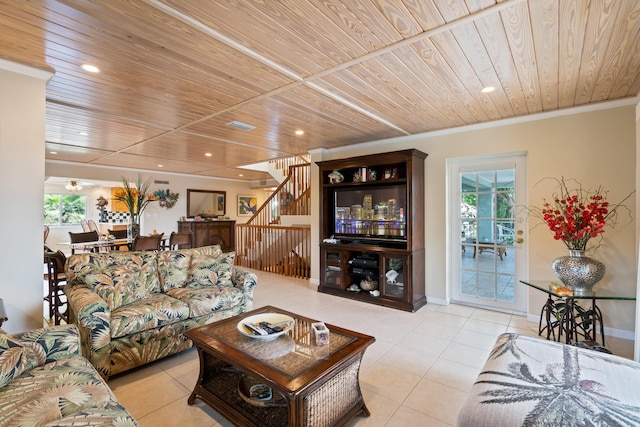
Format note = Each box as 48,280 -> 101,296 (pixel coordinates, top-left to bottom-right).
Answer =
312,322 -> 330,346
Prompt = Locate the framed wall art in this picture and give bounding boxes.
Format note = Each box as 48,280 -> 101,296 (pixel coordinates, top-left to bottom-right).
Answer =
237,195 -> 258,216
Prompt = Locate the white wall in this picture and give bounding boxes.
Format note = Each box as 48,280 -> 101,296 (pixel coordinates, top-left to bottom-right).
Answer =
311,104 -> 637,336
0,61 -> 52,333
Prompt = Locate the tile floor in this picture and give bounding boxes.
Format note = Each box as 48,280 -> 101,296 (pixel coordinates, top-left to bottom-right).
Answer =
107,269 -> 634,427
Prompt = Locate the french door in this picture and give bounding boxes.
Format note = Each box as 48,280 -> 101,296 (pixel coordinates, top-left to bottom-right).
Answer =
449,154 -> 527,314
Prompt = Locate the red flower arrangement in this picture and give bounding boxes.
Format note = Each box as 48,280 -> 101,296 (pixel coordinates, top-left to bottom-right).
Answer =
530,178 -> 634,251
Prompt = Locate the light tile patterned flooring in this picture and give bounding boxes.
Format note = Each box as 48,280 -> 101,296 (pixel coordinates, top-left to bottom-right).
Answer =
107,269 -> 634,427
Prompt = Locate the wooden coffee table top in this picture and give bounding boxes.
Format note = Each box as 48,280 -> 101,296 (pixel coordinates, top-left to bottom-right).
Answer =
185,306 -> 375,393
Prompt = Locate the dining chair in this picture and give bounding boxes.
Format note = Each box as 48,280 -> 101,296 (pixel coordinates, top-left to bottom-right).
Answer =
80,219 -> 90,232
107,229 -> 129,251
108,229 -> 128,239
44,225 -> 50,243
132,233 -> 164,251
44,250 -> 68,325
68,230 -> 99,254
163,231 -> 193,250
87,219 -> 99,233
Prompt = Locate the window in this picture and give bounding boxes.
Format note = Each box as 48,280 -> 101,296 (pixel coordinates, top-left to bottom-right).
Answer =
44,194 -> 87,225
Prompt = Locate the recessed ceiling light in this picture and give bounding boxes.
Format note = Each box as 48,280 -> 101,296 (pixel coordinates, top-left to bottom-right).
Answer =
205,153 -> 212,157
239,174 -> 244,177
78,131 -> 88,136
481,86 -> 496,93
49,151 -> 58,155
157,164 -> 164,168
81,64 -> 100,73
295,130 -> 304,136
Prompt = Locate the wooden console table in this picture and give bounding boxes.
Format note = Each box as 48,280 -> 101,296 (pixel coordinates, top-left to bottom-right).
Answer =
178,220 -> 235,252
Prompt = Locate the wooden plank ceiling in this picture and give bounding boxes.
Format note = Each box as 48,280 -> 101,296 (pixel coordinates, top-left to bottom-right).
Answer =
1,0 -> 639,180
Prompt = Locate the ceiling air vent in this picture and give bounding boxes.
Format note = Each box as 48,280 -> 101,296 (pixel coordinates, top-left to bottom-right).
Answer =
154,180 -> 169,185
250,178 -> 278,189
226,121 -> 255,131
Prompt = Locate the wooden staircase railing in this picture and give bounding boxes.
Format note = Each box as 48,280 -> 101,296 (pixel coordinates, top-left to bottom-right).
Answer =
235,162 -> 311,279
272,154 -> 310,175
244,163 -> 310,226
235,224 -> 310,279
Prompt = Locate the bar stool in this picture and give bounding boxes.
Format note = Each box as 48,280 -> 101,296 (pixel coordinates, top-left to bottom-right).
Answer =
44,250 -> 68,325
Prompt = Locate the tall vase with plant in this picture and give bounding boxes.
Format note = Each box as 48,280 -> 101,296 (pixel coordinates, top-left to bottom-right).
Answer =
113,175 -> 155,239
527,177 -> 634,293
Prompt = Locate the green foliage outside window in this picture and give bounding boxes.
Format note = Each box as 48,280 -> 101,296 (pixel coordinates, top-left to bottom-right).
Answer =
461,193 -> 476,208
44,194 -> 87,225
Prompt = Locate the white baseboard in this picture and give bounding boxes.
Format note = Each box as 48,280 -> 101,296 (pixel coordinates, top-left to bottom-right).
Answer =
603,326 -> 635,341
426,296 -> 449,306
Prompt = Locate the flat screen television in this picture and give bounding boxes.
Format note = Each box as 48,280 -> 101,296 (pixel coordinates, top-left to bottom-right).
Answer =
331,184 -> 407,246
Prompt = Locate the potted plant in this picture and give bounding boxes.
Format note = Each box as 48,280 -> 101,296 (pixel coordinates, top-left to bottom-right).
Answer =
113,175 -> 154,239
527,177 -> 634,293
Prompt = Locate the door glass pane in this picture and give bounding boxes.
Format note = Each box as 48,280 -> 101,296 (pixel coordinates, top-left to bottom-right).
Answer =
497,274 -> 515,302
478,172 -> 495,191
476,219 -> 493,242
459,169 -> 515,303
461,173 -> 477,193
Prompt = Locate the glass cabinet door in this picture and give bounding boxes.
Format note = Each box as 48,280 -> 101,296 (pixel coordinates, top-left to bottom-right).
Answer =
380,255 -> 407,299
323,250 -> 344,289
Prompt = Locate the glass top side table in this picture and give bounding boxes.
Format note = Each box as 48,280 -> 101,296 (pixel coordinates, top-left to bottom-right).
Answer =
520,280 -> 636,347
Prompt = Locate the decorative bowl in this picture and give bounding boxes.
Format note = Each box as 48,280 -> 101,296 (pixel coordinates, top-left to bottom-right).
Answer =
237,313 -> 295,340
359,278 -> 378,291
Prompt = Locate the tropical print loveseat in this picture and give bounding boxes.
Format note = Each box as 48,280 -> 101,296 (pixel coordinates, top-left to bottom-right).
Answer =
457,333 -> 640,426
0,324 -> 138,426
64,245 -> 257,379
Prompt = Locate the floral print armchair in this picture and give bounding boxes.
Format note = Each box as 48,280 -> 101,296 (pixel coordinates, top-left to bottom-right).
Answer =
0,324 -> 138,426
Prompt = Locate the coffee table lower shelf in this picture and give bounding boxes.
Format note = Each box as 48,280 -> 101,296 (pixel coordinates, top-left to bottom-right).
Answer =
194,367 -> 289,427
188,352 -> 369,427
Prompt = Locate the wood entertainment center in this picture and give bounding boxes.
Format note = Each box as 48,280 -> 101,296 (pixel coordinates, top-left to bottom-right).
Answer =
317,149 -> 427,312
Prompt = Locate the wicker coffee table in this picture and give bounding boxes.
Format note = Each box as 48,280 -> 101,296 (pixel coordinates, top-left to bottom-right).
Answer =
184,306 -> 375,427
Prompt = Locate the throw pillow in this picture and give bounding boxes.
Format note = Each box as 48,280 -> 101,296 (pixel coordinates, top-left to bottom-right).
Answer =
83,252 -> 157,310
191,245 -> 223,258
157,250 -> 192,292
186,252 -> 235,288
0,334 -> 38,388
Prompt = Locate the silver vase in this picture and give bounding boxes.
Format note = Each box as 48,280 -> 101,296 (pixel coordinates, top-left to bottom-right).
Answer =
127,222 -> 140,239
551,250 -> 605,294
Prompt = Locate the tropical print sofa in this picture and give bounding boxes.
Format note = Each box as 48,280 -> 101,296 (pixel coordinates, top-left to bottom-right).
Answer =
457,333 -> 640,426
64,245 -> 257,379
0,324 -> 138,426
